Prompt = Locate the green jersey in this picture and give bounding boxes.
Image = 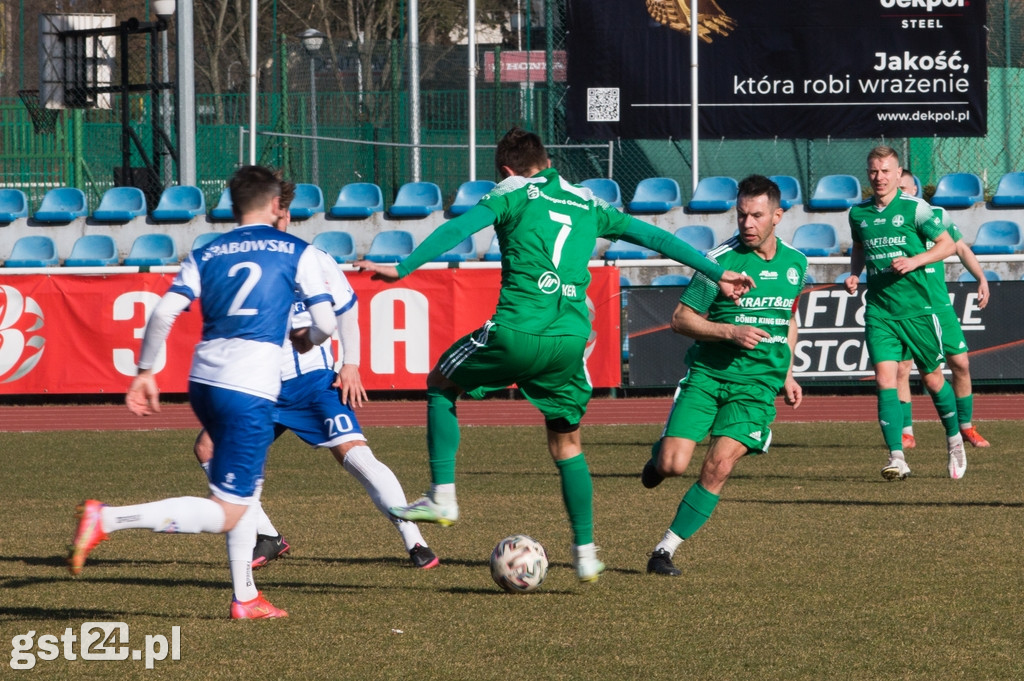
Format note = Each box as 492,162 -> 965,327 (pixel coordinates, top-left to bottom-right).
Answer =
680,237 -> 807,392
920,206 -> 962,311
473,168 -> 629,337
848,190 -> 947,320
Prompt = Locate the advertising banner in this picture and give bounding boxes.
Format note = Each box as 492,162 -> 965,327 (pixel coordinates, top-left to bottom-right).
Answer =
626,282 -> 1023,387
0,268 -> 622,395
567,0 -> 987,139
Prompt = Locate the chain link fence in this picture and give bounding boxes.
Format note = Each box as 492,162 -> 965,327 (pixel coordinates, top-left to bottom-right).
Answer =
2,1 -> 1024,209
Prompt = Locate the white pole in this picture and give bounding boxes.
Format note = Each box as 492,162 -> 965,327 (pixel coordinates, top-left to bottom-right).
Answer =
248,0 -> 258,165
177,0 -> 197,185
468,0 -> 476,180
310,56 -> 319,184
690,0 -> 699,194
409,0 -> 421,181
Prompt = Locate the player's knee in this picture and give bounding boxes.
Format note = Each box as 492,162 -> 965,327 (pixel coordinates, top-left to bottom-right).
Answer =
545,417 -> 580,434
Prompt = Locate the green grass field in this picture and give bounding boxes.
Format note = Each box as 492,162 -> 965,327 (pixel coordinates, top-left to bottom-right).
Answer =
3,421 -> 1023,680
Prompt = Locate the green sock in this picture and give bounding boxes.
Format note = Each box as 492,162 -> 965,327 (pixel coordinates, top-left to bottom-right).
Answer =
555,453 -> 594,546
877,388 -> 904,452
900,400 -> 913,429
956,394 -> 973,427
929,381 -> 960,437
426,386 -> 460,485
669,482 -> 720,540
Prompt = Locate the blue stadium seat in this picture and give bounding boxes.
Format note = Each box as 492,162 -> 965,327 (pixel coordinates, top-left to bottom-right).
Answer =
958,269 -> 1001,282
92,186 -> 147,222
792,223 -> 841,256
210,187 -> 235,220
931,172 -> 983,208
0,188 -> 29,222
483,233 -> 502,261
364,230 -> 414,262
5,236 -> 59,267
604,240 -> 656,260
64,234 -> 119,267
35,187 -> 88,222
152,185 -> 206,221
449,180 -> 496,216
329,183 -> 384,219
808,175 -> 862,211
990,172 -> 1024,208
431,235 -> 476,262
834,271 -> 867,284
628,177 -> 682,214
650,274 -> 691,287
123,233 -> 177,266
769,175 -> 803,210
581,178 -> 623,208
688,176 -> 737,212
804,273 -> 816,284
313,231 -> 357,263
290,183 -> 325,219
191,232 -> 223,252
673,225 -> 715,255
389,182 -> 443,218
970,220 -> 1023,255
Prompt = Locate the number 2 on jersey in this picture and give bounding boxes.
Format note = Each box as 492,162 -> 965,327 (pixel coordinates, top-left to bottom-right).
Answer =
226,262 -> 262,316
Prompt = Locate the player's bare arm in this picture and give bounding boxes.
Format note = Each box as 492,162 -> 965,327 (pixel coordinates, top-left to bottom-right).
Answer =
892,230 -> 955,274
670,302 -> 769,349
355,261 -> 400,282
955,240 -> 990,308
717,269 -> 755,300
126,370 -> 160,416
335,363 -> 368,408
783,317 -> 802,408
845,242 -> 865,295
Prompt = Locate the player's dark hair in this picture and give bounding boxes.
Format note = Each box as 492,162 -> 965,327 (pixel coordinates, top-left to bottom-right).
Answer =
737,174 -> 781,209
495,126 -> 548,178
229,165 -> 284,221
868,145 -> 899,166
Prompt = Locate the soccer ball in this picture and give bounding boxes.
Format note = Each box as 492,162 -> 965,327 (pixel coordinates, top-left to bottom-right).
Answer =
489,535 -> 548,593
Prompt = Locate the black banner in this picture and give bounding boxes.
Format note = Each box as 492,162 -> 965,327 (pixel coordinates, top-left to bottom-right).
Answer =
626,282 -> 1024,387
567,0 -> 986,140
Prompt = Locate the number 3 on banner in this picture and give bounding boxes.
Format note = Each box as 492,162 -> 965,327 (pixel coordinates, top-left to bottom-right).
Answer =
112,292 -> 167,377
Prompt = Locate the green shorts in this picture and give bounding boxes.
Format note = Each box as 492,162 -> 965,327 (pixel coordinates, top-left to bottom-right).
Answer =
662,370 -> 776,454
936,306 -> 968,357
437,321 -> 591,424
864,312 -> 945,373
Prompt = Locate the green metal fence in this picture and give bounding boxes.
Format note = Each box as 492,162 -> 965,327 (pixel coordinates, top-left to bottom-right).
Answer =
3,1 -> 1024,210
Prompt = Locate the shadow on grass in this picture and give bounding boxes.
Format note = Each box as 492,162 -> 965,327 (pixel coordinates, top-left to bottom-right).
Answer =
728,497 -> 1024,508
0,605 -> 225,622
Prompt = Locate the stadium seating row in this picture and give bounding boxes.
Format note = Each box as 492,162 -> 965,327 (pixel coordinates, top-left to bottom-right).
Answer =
3,172 -> 1023,226
7,217 -> 1024,268
0,180 -> 498,225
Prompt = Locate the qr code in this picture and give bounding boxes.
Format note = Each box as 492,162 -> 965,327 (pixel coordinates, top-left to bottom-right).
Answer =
587,88 -> 620,122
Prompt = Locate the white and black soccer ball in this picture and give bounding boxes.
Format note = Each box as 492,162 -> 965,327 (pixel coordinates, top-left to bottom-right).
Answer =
489,535 -> 548,593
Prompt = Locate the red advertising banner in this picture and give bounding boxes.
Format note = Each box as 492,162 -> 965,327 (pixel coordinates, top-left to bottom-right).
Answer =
0,267 -> 621,395
483,50 -> 567,83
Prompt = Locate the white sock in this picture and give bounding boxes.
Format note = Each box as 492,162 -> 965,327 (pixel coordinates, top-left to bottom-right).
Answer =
574,542 -> 597,562
902,426 -> 914,435
226,504 -> 259,602
948,433 -> 964,446
343,445 -> 426,551
960,421 -> 973,430
255,506 -> 278,537
429,483 -> 457,506
100,497 -> 225,534
889,449 -> 906,461
655,530 -> 683,556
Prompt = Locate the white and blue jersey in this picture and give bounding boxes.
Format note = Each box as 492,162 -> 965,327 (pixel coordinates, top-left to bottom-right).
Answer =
171,224 -> 333,401
281,248 -> 357,381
